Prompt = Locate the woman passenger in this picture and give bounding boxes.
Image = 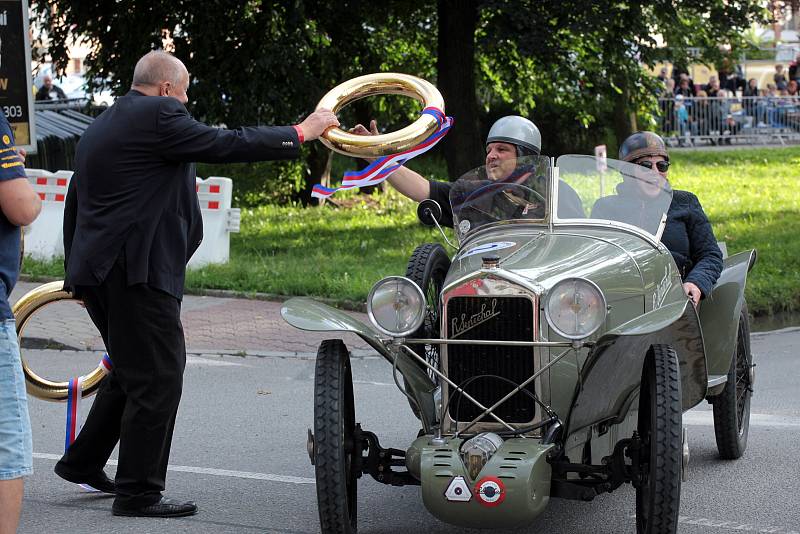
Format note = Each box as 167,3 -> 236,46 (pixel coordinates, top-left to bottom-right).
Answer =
593,131 -> 723,307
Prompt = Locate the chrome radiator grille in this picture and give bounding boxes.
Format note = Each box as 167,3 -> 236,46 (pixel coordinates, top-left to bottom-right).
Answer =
445,296 -> 536,424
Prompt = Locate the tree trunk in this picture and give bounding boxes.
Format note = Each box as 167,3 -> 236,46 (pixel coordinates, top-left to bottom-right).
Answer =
437,0 -> 482,181
612,77 -> 637,144
298,143 -> 330,205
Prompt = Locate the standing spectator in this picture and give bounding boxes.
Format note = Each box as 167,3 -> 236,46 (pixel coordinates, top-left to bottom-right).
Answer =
787,79 -> 798,97
743,78 -> 759,97
657,67 -> 669,84
716,90 -> 736,144
703,75 -> 718,94
0,112 -> 41,534
674,94 -> 694,145
660,79 -> 676,133
674,76 -> 695,98
743,78 -> 759,120
774,64 -> 788,90
55,50 -> 339,518
693,90 -> 711,139
788,54 -> 800,82
34,75 -> 67,101
725,64 -> 745,96
765,84 -> 780,126
706,78 -> 720,98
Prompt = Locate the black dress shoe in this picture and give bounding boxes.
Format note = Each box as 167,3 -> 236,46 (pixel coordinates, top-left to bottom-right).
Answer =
112,497 -> 198,518
54,463 -> 116,494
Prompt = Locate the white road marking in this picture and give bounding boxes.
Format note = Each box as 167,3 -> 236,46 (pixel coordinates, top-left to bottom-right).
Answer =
33,453 -> 315,485
353,380 -> 394,386
683,410 -> 800,428
678,515 -> 800,533
186,355 -> 245,367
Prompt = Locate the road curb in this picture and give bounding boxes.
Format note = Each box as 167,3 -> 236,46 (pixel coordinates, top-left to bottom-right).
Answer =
17,274 -> 368,312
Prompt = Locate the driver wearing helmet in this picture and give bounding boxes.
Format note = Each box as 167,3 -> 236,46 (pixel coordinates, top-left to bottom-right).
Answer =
351,115 -> 584,227
592,131 -> 722,306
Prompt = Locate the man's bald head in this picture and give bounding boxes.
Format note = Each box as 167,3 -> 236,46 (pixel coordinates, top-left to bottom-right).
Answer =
131,50 -> 189,104
132,51 -> 186,87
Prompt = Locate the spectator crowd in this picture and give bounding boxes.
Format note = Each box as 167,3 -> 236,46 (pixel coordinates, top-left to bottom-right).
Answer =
655,55 -> 800,145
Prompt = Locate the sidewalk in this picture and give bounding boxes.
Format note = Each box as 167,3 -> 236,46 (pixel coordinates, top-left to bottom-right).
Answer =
10,281 -> 377,359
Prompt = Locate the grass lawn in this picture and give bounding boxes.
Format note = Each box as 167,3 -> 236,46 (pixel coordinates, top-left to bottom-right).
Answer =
668,147 -> 800,315
22,146 -> 799,316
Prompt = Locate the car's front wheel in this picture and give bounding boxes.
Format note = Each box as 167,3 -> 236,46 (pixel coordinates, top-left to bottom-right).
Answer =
636,344 -> 682,534
405,243 -> 450,383
313,339 -> 358,534
712,302 -> 753,459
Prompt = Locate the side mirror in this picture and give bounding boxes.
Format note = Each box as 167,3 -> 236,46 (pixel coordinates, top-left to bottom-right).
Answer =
417,199 -> 442,227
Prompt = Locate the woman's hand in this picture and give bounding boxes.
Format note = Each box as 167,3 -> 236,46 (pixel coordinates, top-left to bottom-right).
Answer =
683,282 -> 702,307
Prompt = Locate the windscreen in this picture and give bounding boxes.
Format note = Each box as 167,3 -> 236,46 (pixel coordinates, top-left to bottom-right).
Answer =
555,155 -> 673,237
449,155 -> 551,240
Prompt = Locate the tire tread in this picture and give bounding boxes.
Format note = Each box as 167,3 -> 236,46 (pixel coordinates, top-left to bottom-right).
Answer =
314,339 -> 356,534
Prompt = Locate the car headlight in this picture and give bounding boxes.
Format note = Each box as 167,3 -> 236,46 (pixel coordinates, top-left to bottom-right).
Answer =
544,278 -> 607,340
367,276 -> 426,337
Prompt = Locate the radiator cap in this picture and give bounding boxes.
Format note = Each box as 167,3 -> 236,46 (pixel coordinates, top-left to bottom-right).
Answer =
482,254 -> 500,269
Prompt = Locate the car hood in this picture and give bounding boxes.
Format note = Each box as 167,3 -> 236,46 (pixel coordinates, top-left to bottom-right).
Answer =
444,227 -> 648,297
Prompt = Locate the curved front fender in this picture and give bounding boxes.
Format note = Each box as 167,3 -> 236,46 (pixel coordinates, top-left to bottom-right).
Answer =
281,297 -> 387,353
281,297 -> 438,428
566,300 -> 707,437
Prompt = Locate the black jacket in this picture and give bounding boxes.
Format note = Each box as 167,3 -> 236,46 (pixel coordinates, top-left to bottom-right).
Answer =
592,188 -> 723,298
660,190 -> 723,297
64,90 -> 300,299
35,84 -> 67,101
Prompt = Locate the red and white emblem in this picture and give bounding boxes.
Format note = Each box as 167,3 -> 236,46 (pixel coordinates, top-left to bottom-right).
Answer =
474,476 -> 506,507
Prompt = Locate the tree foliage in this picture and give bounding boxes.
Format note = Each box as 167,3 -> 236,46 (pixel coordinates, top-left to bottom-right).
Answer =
34,0 -> 768,201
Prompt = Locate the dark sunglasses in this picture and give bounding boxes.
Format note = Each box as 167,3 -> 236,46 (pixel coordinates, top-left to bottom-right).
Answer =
636,160 -> 670,172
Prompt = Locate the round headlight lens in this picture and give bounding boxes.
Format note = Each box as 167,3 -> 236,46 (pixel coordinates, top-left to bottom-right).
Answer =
544,278 -> 607,340
367,276 -> 426,337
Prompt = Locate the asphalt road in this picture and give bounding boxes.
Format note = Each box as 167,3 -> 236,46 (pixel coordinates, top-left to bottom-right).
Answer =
17,327 -> 800,534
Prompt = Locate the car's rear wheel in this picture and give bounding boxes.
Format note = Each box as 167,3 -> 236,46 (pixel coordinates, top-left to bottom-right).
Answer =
405,243 -> 450,384
314,339 -> 358,534
712,302 -> 753,459
636,344 -> 682,534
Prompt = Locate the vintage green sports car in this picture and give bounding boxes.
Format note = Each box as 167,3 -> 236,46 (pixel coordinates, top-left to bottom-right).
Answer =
281,154 -> 756,534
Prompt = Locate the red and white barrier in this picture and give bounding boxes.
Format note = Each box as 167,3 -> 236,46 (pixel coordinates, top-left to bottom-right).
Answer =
23,169 -> 72,260
21,170 -> 240,267
189,177 -> 241,268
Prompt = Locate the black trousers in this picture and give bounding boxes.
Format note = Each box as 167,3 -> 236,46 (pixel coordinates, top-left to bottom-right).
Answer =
56,259 -> 186,508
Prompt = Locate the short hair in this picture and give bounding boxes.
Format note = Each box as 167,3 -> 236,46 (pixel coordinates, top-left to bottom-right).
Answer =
132,50 -> 186,87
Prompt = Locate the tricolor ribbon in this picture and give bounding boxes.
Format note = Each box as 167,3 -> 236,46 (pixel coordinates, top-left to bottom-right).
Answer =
64,353 -> 113,492
311,107 -> 454,199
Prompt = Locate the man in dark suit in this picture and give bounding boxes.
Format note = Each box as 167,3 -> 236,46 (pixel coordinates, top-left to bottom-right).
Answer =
54,50 -> 339,518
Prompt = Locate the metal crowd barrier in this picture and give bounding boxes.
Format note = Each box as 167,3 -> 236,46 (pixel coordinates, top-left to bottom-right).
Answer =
656,96 -> 800,146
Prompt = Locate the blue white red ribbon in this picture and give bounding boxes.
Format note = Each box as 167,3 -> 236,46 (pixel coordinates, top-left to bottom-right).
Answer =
65,353 -> 113,492
311,107 -> 454,199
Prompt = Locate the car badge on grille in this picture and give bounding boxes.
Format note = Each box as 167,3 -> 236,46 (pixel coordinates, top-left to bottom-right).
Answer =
451,298 -> 500,338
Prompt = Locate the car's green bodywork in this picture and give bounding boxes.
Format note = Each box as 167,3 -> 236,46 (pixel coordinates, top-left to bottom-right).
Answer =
281,158 -> 754,529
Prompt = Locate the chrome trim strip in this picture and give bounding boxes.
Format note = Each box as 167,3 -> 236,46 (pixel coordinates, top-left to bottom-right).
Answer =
404,338 -> 573,347
398,345 -> 516,432
441,280 -> 544,433
455,347 -> 573,437
707,374 -> 728,387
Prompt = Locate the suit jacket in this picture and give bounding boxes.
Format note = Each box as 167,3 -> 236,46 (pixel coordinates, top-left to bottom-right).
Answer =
64,90 -> 300,299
